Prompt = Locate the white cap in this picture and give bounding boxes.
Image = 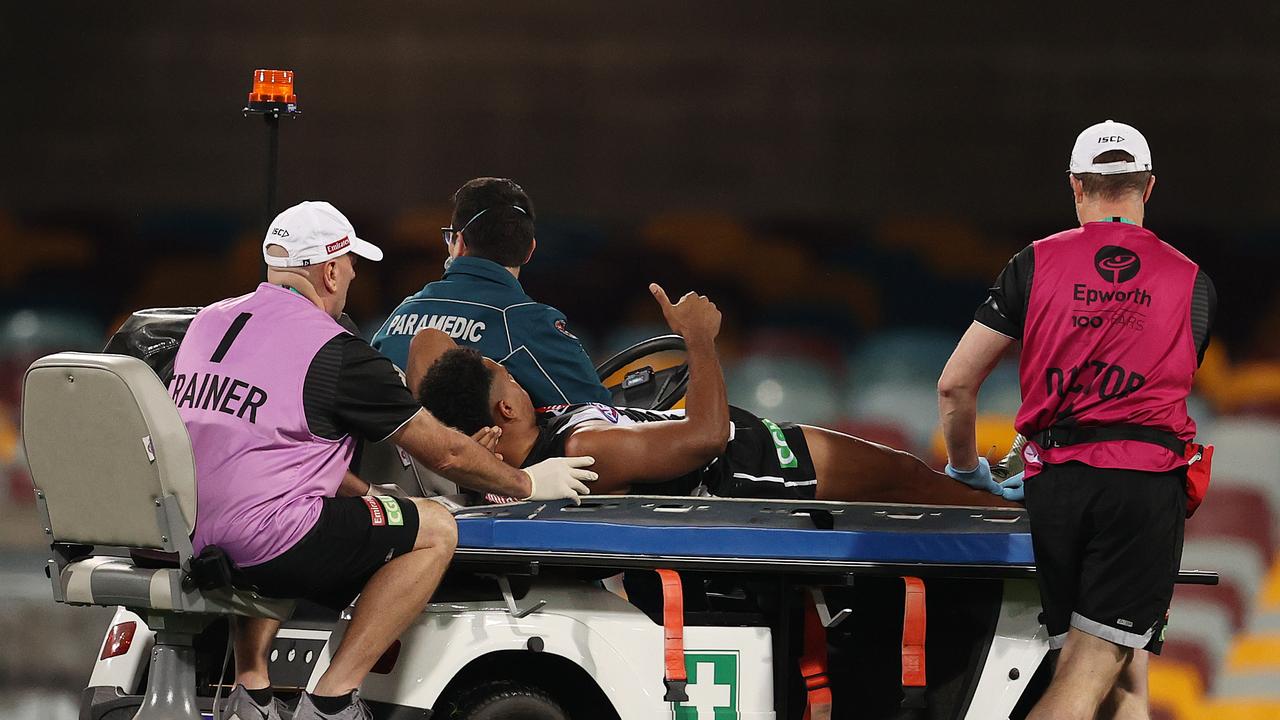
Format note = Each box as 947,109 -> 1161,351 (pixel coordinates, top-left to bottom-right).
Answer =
1068,120 -> 1152,175
262,201 -> 384,268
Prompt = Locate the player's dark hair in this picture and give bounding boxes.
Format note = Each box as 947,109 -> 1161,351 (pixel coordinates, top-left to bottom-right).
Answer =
417,348 -> 496,435
451,177 -> 537,267
1072,150 -> 1152,201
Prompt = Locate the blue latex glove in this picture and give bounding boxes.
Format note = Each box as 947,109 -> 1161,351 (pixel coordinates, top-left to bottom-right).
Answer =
999,472 -> 1025,502
944,457 -> 1002,495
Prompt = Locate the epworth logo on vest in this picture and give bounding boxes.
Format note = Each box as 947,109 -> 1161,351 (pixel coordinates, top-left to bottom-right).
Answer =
1094,245 -> 1141,283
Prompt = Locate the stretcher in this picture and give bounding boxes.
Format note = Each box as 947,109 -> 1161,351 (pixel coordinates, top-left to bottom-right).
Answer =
448,495 -> 1220,580
452,495 -> 1034,571
439,495 -> 1215,719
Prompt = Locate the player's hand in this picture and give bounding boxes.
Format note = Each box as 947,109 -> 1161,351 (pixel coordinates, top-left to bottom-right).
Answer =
650,283 -> 721,342
367,482 -> 410,499
471,426 -> 504,462
999,472 -> 1026,503
944,457 -> 1002,495
522,456 -> 597,505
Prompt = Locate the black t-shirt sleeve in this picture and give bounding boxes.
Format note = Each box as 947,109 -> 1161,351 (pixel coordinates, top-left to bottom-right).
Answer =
974,245 -> 1035,339
1191,270 -> 1216,366
304,334 -> 421,442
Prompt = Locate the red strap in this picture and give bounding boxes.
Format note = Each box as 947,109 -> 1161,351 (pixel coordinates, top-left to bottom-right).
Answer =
655,569 -> 688,702
901,577 -> 927,689
800,592 -> 833,720
1184,442 -> 1213,518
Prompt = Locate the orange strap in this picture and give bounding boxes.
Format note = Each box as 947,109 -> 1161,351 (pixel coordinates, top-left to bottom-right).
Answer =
656,569 -> 688,702
800,592 -> 833,720
901,576 -> 927,707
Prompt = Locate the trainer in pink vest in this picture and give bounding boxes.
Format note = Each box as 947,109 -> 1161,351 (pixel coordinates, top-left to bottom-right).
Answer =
1016,221 -> 1198,477
171,283 -> 353,566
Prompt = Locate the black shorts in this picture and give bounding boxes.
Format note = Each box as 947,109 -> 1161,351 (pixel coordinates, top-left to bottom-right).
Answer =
1024,462 -> 1185,653
705,407 -> 817,500
239,496 -> 420,611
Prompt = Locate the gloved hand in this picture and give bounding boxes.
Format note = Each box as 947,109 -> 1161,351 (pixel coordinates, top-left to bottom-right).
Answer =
367,482 -> 410,499
522,456 -> 597,505
944,457 -> 1002,495
999,472 -> 1025,502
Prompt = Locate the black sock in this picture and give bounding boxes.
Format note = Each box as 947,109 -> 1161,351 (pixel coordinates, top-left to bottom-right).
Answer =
309,691 -> 354,714
245,687 -> 274,706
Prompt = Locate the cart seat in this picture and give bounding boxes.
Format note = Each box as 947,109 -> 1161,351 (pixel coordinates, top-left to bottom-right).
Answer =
23,352 -> 292,719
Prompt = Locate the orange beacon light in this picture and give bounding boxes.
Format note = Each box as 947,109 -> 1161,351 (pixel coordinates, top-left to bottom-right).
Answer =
243,69 -> 300,116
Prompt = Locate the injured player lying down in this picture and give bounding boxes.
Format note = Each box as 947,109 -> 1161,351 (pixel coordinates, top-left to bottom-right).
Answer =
410,284 -> 1017,508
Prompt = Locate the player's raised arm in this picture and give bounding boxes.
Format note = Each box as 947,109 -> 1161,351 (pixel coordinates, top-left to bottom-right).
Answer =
563,284 -> 730,490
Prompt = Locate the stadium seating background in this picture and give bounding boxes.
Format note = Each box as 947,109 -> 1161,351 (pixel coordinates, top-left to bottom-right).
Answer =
4,3 -> 1280,717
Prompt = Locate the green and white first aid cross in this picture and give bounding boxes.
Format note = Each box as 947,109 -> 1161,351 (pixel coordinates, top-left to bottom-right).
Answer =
674,652 -> 739,720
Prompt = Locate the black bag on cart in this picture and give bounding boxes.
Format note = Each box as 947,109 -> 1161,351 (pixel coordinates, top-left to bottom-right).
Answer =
103,306 -> 362,383
102,307 -> 200,383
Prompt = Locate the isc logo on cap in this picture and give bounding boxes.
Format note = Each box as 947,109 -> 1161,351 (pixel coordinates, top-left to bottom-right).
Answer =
1069,120 -> 1151,176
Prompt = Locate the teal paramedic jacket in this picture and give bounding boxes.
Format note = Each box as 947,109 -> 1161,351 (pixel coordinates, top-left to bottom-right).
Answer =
372,257 -> 612,408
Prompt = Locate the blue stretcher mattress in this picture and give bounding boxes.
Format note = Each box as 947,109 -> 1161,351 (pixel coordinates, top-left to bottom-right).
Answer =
454,496 -> 1033,567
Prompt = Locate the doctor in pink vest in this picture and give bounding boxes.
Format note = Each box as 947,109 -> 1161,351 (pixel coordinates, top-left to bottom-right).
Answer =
172,201 -> 597,720
938,122 -> 1215,720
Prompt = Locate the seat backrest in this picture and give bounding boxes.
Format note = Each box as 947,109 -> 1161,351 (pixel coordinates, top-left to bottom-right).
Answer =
359,438 -> 429,497
1166,597 -> 1233,681
1175,583 -> 1247,632
22,352 -> 196,551
1159,640 -> 1214,695
1186,486 -> 1274,564
414,459 -> 460,497
357,438 -> 460,498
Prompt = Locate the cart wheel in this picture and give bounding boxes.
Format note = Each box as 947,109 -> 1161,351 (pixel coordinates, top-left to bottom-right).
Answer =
453,681 -> 568,720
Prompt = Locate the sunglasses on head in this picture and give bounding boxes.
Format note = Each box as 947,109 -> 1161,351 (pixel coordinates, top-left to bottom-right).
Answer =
441,205 -> 528,245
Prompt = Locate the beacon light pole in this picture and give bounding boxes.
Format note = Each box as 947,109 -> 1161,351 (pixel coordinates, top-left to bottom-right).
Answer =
242,69 -> 301,229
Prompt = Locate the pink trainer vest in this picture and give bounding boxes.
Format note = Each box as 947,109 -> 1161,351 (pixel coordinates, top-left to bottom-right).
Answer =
171,283 -> 354,566
1016,222 -> 1198,477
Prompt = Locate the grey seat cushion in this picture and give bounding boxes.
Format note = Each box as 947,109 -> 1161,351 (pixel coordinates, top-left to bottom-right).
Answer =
61,557 -> 294,620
